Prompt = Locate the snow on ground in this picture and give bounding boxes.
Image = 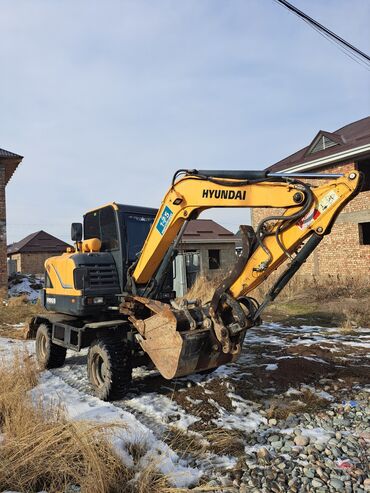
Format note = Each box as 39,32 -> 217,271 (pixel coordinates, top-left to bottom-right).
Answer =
8,274 -> 43,302
31,372 -> 202,487
0,319 -> 369,489
0,337 -> 202,488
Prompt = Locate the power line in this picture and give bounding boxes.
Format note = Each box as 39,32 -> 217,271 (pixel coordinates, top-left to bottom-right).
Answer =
273,0 -> 370,70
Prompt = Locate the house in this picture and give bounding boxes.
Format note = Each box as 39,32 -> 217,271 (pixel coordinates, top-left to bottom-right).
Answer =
173,219 -> 237,296
252,116 -> 370,278
7,230 -> 71,275
0,148 -> 23,297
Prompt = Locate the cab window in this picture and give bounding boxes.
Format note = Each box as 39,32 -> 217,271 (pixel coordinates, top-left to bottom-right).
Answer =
84,207 -> 119,251
84,211 -> 100,240
100,207 -> 119,251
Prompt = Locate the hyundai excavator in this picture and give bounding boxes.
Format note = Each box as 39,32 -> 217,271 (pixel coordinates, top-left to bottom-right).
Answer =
29,168 -> 361,400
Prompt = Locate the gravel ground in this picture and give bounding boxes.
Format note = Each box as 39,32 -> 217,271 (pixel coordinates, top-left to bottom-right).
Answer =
1,320 -> 369,492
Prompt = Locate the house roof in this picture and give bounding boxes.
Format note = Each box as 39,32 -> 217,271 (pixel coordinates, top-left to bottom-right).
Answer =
181,219 -> 236,244
267,116 -> 370,173
0,147 -> 23,185
7,230 -> 71,255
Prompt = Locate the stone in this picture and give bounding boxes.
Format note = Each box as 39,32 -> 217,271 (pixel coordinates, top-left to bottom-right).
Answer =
271,440 -> 283,450
294,435 -> 309,446
364,478 -> 370,492
330,478 -> 345,491
312,478 -> 324,488
257,447 -> 271,461
269,418 -> 278,426
303,468 -> 315,479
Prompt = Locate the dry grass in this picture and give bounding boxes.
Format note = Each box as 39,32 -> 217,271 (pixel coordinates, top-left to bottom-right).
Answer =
7,294 -> 30,306
164,426 -> 209,458
184,272 -> 369,305
203,428 -> 245,457
0,351 -> 181,493
182,272 -> 369,328
185,272 -> 227,303
266,388 -> 328,420
341,301 -> 370,332
0,300 -> 43,325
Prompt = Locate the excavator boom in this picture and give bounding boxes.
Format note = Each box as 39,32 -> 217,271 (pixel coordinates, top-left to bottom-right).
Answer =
122,169 -> 361,379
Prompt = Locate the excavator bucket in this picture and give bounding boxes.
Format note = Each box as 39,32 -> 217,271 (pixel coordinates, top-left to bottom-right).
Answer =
120,296 -> 246,379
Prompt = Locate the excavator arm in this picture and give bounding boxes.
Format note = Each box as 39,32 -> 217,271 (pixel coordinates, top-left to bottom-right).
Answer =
121,169 -> 361,379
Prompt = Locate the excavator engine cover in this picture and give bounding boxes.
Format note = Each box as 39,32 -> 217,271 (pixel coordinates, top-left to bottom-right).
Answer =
120,296 -> 247,379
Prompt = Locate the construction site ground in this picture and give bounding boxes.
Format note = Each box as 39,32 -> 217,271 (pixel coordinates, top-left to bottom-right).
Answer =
0,299 -> 369,492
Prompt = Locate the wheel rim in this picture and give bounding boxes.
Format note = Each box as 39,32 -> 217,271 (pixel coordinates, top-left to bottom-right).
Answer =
37,333 -> 47,360
91,354 -> 108,387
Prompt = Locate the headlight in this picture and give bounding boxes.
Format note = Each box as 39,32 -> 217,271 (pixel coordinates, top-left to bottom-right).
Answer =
93,297 -> 104,304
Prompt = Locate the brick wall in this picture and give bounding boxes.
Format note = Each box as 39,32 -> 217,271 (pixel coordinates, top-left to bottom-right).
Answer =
0,165 -> 6,298
9,252 -> 56,275
251,161 -> 370,278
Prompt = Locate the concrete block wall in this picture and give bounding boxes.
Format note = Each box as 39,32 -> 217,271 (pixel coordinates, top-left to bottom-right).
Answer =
0,166 -> 7,298
178,242 -> 237,278
251,161 -> 370,278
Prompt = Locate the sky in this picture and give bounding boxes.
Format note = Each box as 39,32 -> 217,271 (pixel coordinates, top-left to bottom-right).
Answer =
1,0 -> 369,243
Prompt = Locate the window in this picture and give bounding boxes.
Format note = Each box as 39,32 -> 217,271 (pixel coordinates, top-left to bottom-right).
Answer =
309,135 -> 338,155
359,222 -> 370,245
208,249 -> 220,270
100,207 -> 119,251
125,214 -> 154,260
84,211 -> 100,240
83,206 -> 119,251
357,159 -> 370,192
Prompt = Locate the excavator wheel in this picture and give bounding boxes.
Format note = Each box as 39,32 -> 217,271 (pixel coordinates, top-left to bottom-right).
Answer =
35,323 -> 67,369
87,336 -> 132,401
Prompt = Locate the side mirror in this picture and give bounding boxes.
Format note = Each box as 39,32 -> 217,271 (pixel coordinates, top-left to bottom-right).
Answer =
71,223 -> 83,242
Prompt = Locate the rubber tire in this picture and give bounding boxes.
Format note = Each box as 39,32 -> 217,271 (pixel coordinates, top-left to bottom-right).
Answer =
35,323 -> 67,369
87,337 -> 132,401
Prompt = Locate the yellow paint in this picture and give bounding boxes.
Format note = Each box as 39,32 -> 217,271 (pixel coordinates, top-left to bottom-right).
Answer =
132,171 -> 360,299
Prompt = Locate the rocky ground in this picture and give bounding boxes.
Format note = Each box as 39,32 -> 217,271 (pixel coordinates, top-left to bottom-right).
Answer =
46,320 -> 370,492
0,317 -> 369,492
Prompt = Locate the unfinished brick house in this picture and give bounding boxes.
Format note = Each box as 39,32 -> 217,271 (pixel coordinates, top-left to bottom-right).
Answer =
7,230 -> 71,275
0,148 -> 23,298
173,219 -> 237,296
252,116 -> 370,278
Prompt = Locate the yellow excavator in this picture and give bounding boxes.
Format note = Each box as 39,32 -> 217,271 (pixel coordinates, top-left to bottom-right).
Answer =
29,168 -> 361,400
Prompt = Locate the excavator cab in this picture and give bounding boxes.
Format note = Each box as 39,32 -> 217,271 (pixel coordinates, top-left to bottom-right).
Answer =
42,203 -> 173,317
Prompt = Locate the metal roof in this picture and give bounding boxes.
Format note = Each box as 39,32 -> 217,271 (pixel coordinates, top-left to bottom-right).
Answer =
7,230 -> 71,255
181,219 -> 236,243
267,116 -> 370,173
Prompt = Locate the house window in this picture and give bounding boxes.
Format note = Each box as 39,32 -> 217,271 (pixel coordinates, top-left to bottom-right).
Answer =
309,135 -> 338,155
208,249 -> 220,270
357,159 -> 370,192
359,222 -> 370,245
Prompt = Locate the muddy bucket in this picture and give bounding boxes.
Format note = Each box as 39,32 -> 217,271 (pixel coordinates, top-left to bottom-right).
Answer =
122,296 -> 246,379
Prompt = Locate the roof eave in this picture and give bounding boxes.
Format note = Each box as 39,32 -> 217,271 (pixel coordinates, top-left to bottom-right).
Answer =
276,143 -> 370,173
180,238 -> 236,244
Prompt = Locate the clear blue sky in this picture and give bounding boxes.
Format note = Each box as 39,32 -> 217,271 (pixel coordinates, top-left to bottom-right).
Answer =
1,0 -> 369,243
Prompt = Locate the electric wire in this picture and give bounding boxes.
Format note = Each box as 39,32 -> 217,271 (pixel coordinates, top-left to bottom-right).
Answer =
273,0 -> 370,71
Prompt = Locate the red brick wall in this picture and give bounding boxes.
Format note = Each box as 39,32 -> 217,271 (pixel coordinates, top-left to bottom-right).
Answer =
0,165 -> 7,298
251,161 -> 370,278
